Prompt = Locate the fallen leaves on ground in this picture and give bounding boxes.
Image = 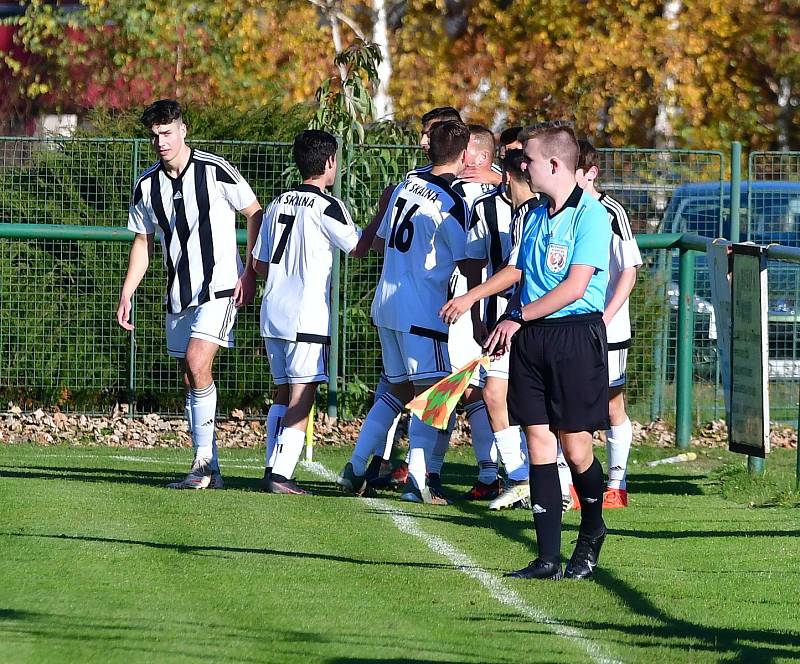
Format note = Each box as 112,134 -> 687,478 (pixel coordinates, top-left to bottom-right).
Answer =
0,404 -> 795,451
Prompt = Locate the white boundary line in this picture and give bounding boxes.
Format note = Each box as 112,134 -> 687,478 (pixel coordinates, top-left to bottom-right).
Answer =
301,461 -> 620,664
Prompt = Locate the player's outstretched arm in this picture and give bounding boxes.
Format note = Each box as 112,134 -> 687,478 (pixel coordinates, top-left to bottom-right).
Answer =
234,201 -> 264,307
116,233 -> 153,331
440,263 -> 521,325
353,183 -> 394,257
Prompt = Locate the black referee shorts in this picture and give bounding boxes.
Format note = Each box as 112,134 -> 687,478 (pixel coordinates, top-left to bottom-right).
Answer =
508,312 -> 610,432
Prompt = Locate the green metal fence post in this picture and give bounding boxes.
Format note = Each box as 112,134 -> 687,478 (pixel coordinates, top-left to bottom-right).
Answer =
128,140 -> 139,420
676,247 -> 696,449
327,139 -> 344,420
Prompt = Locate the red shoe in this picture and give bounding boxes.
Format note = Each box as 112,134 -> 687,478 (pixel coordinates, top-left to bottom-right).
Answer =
603,488 -> 628,509
562,484 -> 581,512
462,479 -> 501,501
387,461 -> 409,488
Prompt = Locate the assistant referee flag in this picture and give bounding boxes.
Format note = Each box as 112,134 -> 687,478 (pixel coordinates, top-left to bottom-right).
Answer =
406,356 -> 490,429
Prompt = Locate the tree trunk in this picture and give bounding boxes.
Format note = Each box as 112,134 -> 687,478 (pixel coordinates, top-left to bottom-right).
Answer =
655,0 -> 681,149
372,0 -> 394,120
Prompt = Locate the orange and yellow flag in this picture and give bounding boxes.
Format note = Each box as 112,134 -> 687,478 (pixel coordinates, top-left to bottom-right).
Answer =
406,356 -> 490,430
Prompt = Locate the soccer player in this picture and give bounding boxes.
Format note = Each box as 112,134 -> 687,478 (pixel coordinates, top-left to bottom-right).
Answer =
117,99 -> 262,489
443,124 -> 506,501
576,139 -> 643,508
464,148 -> 541,510
366,105 -> 464,491
497,126 -> 523,160
253,129 -> 372,494
442,125 -> 612,580
339,120 -> 472,505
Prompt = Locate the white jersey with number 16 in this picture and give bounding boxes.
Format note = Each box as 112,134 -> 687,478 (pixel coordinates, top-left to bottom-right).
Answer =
371,172 -> 469,336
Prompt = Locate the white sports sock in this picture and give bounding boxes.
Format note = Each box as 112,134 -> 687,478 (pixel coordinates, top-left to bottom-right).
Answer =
375,376 -> 402,460
495,426 -> 528,482
190,383 -> 216,464
465,401 -> 498,484
556,442 -> 573,497
184,392 -> 194,453
407,415 -> 438,491
271,426 -> 306,480
428,411 -> 455,475
351,392 -> 404,476
606,418 -> 633,490
265,404 -> 287,468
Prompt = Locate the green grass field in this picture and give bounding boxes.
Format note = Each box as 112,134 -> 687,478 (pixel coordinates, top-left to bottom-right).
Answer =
1,442 -> 798,663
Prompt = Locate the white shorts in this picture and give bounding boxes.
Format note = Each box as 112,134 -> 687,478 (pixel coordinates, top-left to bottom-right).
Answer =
265,337 -> 329,385
378,326 -> 450,386
487,350 -> 510,380
448,314 -> 484,387
166,297 -> 237,358
608,347 -> 628,388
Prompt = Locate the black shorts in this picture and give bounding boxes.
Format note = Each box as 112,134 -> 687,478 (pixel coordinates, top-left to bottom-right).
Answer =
508,312 -> 610,432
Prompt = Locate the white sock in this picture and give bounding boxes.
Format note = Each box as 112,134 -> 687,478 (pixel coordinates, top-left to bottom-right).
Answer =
495,426 -> 527,482
556,442 -> 573,496
185,392 -> 194,454
606,418 -> 633,490
428,411 -> 455,476
190,383 -> 216,464
375,375 -> 403,460
407,415 -> 438,491
465,401 -> 498,484
351,392 -> 403,476
265,404 -> 287,468
271,426 -> 306,480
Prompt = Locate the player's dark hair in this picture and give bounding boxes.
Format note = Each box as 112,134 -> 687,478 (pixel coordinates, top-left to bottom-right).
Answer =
519,124 -> 579,171
428,120 -> 470,166
141,99 -> 183,128
421,106 -> 462,128
468,124 -> 496,155
577,138 -> 600,172
293,129 -> 338,179
502,148 -> 526,181
499,126 -> 522,147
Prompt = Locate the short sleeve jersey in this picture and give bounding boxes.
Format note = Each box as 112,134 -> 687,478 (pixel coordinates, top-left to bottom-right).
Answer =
371,172 -> 469,336
465,187 -> 513,326
599,193 -> 643,345
128,149 -> 257,314
516,186 -> 611,317
253,184 -> 359,342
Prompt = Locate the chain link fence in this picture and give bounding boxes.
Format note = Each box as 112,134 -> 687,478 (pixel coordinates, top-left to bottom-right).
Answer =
749,152 -> 800,422
0,137 -> 797,426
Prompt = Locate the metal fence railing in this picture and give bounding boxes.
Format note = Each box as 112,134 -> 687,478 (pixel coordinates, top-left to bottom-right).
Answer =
0,137 -> 798,428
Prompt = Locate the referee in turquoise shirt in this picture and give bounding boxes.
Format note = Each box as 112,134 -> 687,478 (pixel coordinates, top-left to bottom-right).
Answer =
441,123 -> 612,581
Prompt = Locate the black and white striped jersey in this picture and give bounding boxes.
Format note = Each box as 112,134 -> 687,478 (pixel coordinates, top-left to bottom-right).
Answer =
507,196 -> 544,268
598,193 -> 643,346
371,172 -> 469,336
253,184 -> 359,343
465,187 -> 513,327
128,149 -> 257,314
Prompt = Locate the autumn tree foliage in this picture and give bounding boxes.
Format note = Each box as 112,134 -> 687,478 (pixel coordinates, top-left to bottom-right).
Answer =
4,0 -> 798,150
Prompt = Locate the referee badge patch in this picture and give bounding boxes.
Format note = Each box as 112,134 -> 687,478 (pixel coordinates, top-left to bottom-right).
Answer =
546,241 -> 568,273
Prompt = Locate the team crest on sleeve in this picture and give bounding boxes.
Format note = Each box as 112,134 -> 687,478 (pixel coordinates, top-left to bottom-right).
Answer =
546,241 -> 568,273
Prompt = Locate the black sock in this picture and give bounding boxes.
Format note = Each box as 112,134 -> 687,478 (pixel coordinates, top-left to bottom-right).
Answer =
365,455 -> 383,480
572,457 -> 605,536
529,463 -> 563,564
